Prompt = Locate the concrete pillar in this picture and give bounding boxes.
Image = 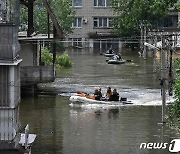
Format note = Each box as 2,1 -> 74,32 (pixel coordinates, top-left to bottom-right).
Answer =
82,37 -> 85,48
153,36 -> 157,73
100,39 -> 102,50
89,39 -> 93,48
0,1 -> 35,152
161,35 -> 167,124
0,62 -> 21,150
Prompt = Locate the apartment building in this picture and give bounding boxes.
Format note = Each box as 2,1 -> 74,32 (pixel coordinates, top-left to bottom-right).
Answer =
66,0 -> 121,49
66,0 -> 179,49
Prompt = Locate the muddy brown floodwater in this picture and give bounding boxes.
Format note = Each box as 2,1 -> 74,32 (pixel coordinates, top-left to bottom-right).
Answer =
20,48 -> 179,154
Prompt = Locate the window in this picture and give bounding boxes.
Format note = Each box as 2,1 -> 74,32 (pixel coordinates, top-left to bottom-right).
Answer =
93,17 -> 113,28
72,0 -> 82,7
72,18 -> 82,28
108,18 -> 113,27
94,0 -> 110,7
156,15 -> 178,28
68,38 -> 82,47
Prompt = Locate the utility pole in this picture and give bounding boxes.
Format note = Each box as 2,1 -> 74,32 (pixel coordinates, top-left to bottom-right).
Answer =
160,34 -> 167,124
153,35 -> 157,72
168,36 -> 173,96
47,0 -> 50,39
140,23 -> 143,56
27,0 -> 34,36
143,25 -> 147,59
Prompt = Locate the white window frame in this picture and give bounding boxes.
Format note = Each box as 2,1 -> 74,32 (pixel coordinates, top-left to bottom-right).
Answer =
93,17 -> 113,28
68,38 -> 82,47
72,0 -> 82,7
94,0 -> 110,7
72,17 -> 82,28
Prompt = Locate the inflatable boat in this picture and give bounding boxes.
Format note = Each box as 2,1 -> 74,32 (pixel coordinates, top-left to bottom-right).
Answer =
103,53 -> 115,57
69,93 -> 131,105
107,59 -> 126,64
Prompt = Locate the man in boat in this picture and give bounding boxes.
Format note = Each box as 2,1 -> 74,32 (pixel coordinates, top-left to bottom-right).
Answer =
117,53 -> 122,60
98,88 -> 102,98
105,87 -> 112,100
94,88 -> 102,100
113,54 -> 119,60
107,48 -> 114,54
108,89 -> 119,101
113,53 -> 122,61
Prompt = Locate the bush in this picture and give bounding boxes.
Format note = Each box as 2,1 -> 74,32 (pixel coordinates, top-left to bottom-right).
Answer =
41,47 -> 53,65
167,59 -> 180,131
41,47 -> 72,68
56,52 -> 72,68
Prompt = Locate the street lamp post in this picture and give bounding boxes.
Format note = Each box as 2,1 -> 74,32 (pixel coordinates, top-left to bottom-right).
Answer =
160,35 -> 167,124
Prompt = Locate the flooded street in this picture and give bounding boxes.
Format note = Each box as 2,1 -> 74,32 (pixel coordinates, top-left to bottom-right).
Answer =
20,48 -> 179,154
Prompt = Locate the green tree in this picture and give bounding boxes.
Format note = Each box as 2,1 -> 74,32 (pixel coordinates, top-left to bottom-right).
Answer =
111,0 -> 176,40
174,2 -> 180,28
20,0 -> 75,35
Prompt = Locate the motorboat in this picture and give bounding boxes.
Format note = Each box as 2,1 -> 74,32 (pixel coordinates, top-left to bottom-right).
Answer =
69,93 -> 131,105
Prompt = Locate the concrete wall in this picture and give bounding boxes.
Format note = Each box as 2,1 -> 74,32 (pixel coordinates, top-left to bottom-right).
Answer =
19,41 -> 38,66
19,41 -> 55,88
20,66 -> 55,85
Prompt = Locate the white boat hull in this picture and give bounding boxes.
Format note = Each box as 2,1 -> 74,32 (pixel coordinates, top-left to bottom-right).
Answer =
103,53 -> 115,57
69,95 -> 130,105
107,59 -> 126,64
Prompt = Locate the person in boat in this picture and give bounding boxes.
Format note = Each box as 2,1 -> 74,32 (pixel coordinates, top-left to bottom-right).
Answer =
98,88 -> 102,98
112,53 -> 122,61
107,48 -> 114,54
94,88 -> 102,100
109,88 -> 119,101
105,87 -> 112,100
113,54 -> 119,60
117,53 -> 122,60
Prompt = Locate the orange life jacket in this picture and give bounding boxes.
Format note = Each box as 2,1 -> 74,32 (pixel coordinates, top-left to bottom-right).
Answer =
75,93 -> 95,100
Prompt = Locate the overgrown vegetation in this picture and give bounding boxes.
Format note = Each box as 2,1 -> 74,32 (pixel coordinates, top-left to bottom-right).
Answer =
41,47 -> 72,68
41,47 -> 53,66
167,59 -> 180,131
175,2 -> 180,28
56,53 -> 72,68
